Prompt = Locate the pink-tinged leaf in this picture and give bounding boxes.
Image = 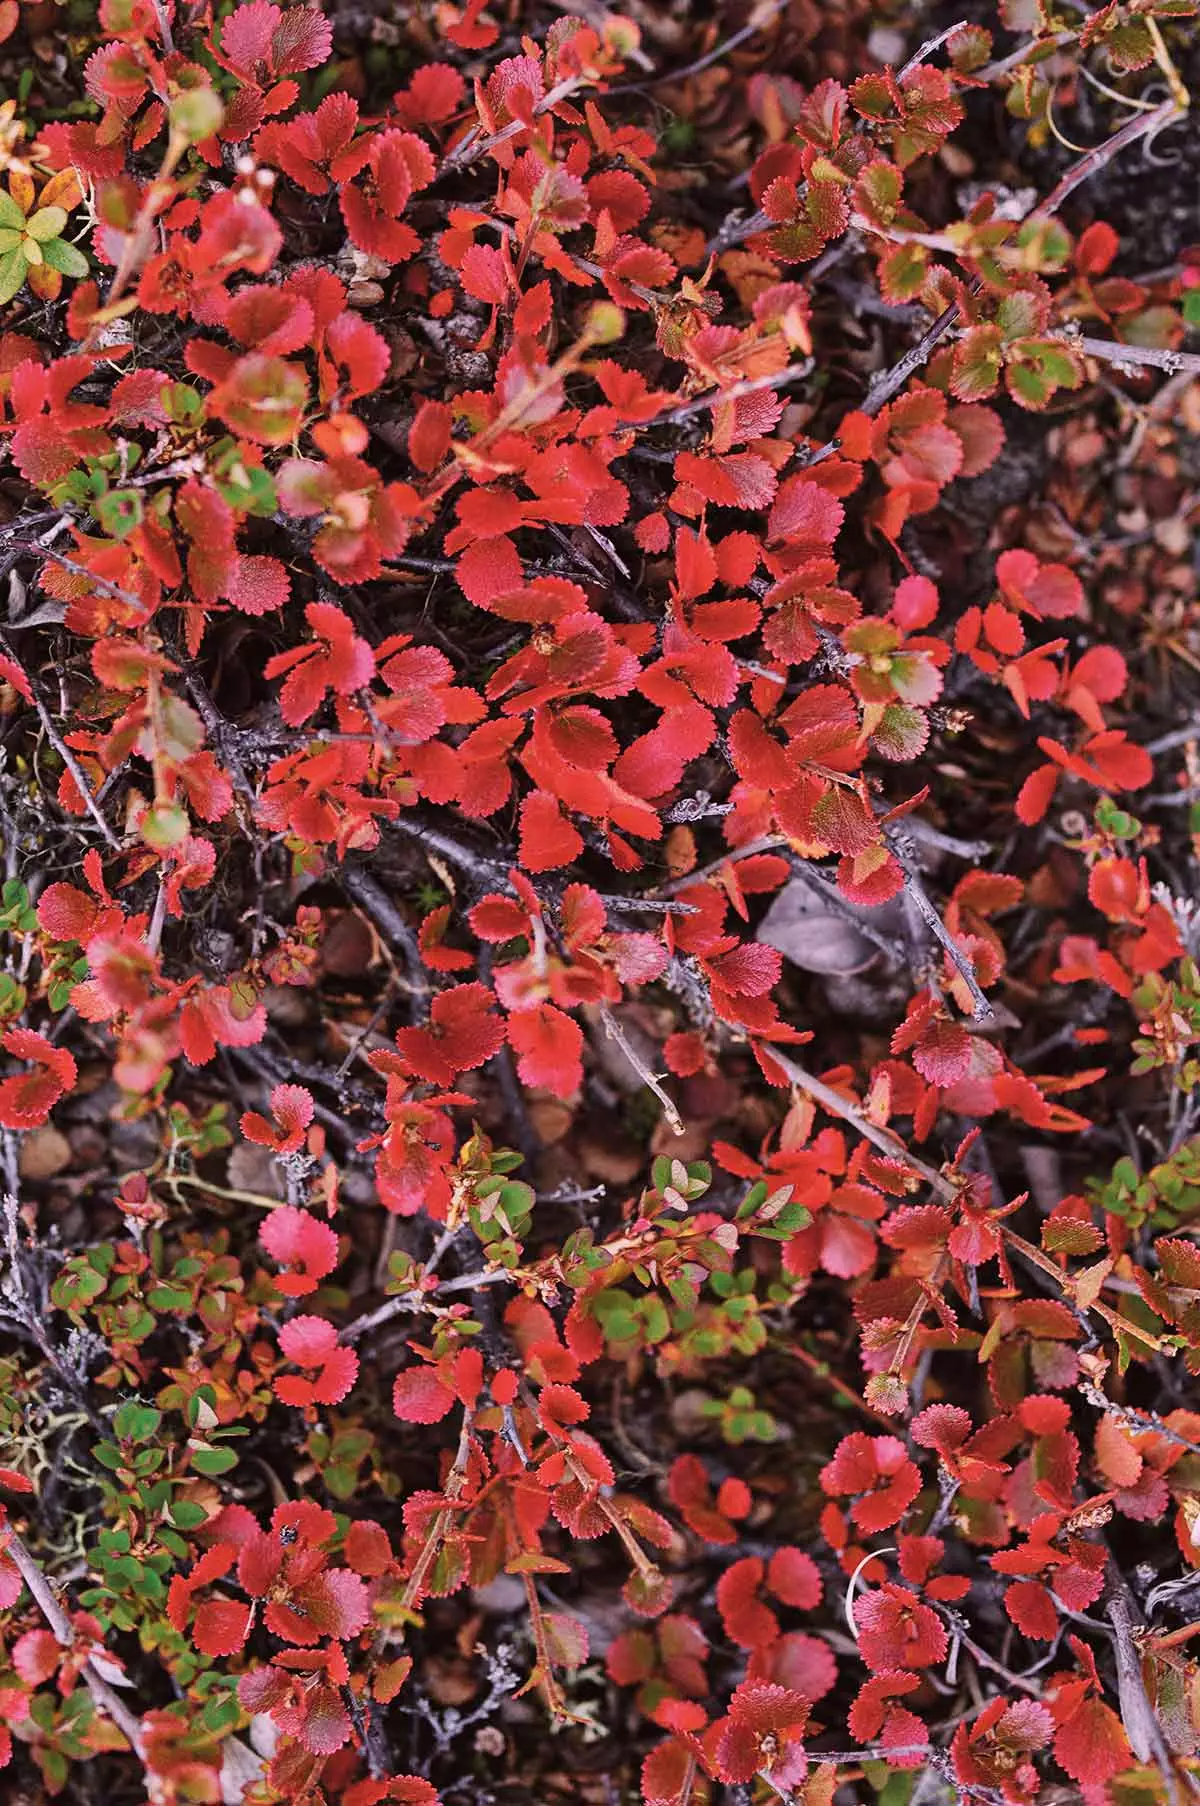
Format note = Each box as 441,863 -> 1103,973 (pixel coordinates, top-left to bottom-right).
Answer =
393,1366 -> 456,1424
259,1207 -> 339,1297
37,882 -> 98,943
279,1314 -> 338,1365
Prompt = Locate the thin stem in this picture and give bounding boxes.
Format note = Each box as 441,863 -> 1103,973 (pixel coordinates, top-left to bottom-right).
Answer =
609,0 -> 789,94
339,1265 -> 515,1345
1039,97 -> 1181,216
892,846 -> 994,1021
5,646 -> 120,850
899,20 -> 970,81
629,359 -> 813,432
763,1045 -> 953,1196
441,74 -> 586,172
339,865 -> 428,991
149,0 -> 173,54
977,28 -> 1076,82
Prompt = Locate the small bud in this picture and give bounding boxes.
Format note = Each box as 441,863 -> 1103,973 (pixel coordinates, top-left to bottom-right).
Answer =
168,86 -> 225,146
582,299 -> 624,345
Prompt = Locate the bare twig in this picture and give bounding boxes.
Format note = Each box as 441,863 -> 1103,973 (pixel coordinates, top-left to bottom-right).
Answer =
890,842 -> 994,1020
338,1265 -> 514,1346
1078,1379 -> 1200,1458
609,0 -> 789,94
440,74 -> 586,171
149,0 -> 173,54
762,1046 -> 953,1196
976,29 -> 1076,83
339,864 -> 428,992
1040,98 -> 1182,215
899,20 -> 969,82
1069,335 -> 1200,377
390,817 -> 507,888
860,301 -> 963,420
597,1004 -> 684,1134
629,359 -> 813,432
1107,1574 -> 1180,1802
6,542 -> 140,609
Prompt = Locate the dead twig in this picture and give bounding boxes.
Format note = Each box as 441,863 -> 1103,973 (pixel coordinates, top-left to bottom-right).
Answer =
339,864 -> 429,995
1040,97 -> 1183,215
890,839 -> 994,1021
609,0 -> 789,94
1068,335 -> 1200,377
626,360 -> 813,432
762,1046 -> 953,1196
1107,1574 -> 1180,1802
597,1003 -> 684,1134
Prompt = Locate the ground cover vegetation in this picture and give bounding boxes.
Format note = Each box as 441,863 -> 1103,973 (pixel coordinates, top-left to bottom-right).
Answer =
0,0 -> 1199,1800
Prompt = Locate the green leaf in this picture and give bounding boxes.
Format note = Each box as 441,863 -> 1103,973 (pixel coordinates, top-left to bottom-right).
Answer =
190,1445 -> 238,1476
0,192 -> 25,231
40,235 -> 89,279
147,1284 -> 193,1311
113,1402 -> 162,1444
0,247 -> 28,307
170,1500 -> 209,1529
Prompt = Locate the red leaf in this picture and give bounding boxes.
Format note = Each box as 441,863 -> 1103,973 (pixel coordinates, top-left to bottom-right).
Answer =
1053,1698 -> 1131,1785
705,941 -> 782,997
0,1028 -> 76,1130
717,1557 -> 777,1649
192,1599 -> 252,1658
508,1004 -> 584,1097
1004,1579 -> 1059,1639
259,1208 -> 339,1298
518,791 -> 584,872
768,477 -> 845,551
394,983 -> 506,1085
911,1404 -> 972,1454
767,1547 -> 822,1610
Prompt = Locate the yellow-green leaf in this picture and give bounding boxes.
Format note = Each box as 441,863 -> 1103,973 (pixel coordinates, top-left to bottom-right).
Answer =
25,205 -> 68,243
